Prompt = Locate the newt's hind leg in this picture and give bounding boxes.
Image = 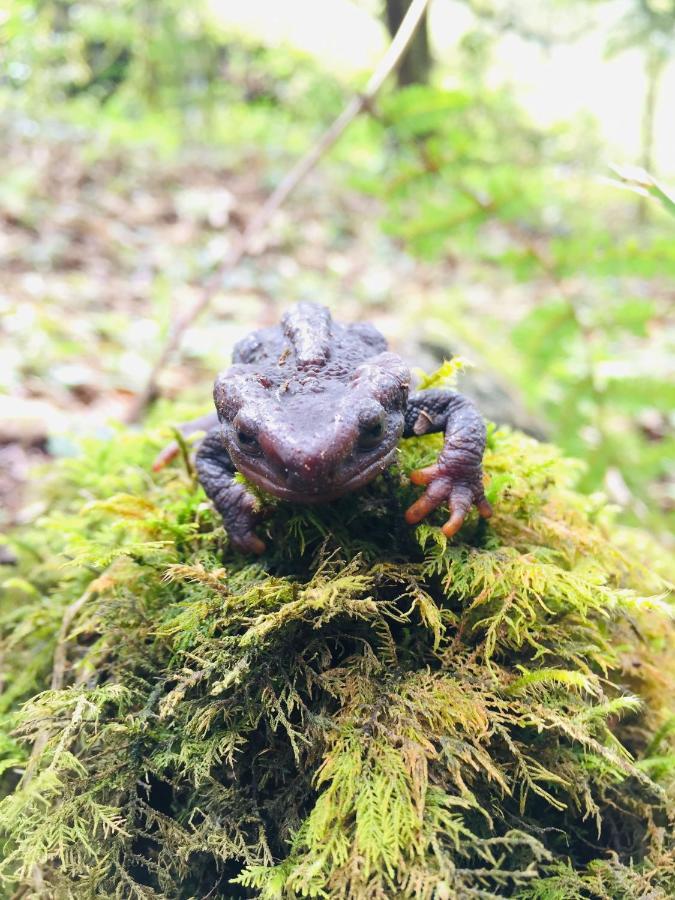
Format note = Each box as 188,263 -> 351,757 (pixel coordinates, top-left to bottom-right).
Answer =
195,428 -> 266,555
152,412 -> 219,472
403,389 -> 492,538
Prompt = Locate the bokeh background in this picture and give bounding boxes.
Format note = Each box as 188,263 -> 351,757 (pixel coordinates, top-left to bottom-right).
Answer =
1,0 -> 673,545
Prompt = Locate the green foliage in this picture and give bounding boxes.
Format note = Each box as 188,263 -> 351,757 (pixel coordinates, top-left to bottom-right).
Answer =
361,81 -> 673,534
362,84 -> 551,261
0,413 -> 673,898
3,0 -> 217,112
1,1 -> 346,155
510,291 -> 674,509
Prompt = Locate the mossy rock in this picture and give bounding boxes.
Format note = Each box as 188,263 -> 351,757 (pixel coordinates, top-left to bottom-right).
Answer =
0,417 -> 673,899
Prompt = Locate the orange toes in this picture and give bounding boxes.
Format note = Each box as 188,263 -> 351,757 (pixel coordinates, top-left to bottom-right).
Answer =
477,497 -> 493,519
405,493 -> 439,525
249,535 -> 267,555
407,471 -> 491,538
410,465 -> 440,486
232,532 -> 267,555
441,513 -> 465,538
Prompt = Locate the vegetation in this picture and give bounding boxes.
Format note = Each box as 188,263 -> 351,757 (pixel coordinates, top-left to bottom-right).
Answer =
1,3 -> 673,897
0,406 -> 673,897
359,78 -> 674,537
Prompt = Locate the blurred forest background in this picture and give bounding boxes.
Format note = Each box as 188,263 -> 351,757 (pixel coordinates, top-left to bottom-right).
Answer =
0,0 -> 673,545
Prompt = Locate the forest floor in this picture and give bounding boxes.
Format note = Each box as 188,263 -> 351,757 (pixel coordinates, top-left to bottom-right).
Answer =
0,111 -> 542,531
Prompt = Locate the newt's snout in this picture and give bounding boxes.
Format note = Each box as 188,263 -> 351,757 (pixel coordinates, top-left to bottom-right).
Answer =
229,416 -> 399,505
260,432 -> 354,493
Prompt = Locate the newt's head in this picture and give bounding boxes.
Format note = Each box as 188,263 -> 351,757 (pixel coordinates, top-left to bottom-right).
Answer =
213,351 -> 410,504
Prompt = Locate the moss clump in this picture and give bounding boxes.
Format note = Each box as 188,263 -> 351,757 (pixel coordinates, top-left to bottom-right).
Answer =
0,418 -> 673,899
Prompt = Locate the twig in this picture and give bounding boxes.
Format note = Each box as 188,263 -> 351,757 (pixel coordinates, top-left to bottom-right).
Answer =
127,0 -> 431,423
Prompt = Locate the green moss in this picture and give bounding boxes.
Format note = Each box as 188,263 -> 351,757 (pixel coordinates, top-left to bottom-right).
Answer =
0,418 -> 673,898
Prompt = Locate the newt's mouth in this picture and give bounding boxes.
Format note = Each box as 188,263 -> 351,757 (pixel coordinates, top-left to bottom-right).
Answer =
235,446 -> 398,505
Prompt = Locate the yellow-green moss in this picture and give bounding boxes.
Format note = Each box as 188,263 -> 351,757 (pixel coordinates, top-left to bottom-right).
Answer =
0,418 -> 673,899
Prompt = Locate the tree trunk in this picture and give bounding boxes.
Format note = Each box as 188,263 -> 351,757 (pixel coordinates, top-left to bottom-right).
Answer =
385,0 -> 432,85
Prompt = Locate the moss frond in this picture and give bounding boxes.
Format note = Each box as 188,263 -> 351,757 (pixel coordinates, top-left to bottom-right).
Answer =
0,413 -> 673,897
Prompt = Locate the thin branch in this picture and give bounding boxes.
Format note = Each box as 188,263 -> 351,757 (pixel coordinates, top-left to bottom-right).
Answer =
127,0 -> 431,422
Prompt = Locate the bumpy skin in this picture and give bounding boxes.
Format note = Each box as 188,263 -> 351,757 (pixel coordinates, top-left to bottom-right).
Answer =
170,302 -> 491,553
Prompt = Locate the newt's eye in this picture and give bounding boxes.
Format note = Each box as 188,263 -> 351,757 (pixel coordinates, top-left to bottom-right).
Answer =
358,413 -> 386,450
235,428 -> 260,454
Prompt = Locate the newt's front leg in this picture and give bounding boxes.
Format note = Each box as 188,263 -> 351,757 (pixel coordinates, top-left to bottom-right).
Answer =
404,389 -> 492,538
195,428 -> 266,555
